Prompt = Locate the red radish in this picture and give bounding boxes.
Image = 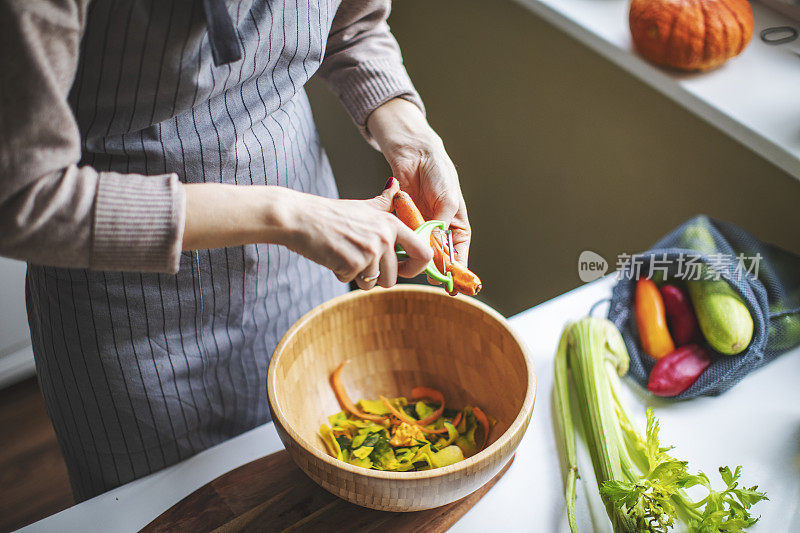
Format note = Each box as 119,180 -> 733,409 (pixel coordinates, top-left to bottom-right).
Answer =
647,344 -> 711,397
660,284 -> 701,346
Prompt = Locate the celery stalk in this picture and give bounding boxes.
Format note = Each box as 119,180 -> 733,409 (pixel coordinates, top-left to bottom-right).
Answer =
553,317 -> 766,533
553,326 -> 578,532
564,319 -> 635,532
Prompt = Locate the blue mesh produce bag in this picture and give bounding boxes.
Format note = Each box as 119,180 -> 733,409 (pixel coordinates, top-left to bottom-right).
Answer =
607,215 -> 800,399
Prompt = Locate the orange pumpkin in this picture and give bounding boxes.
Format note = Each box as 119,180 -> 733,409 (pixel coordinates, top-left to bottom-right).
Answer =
629,0 -> 754,71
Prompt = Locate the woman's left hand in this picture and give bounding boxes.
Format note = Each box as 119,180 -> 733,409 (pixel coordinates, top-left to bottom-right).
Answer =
367,98 -> 471,267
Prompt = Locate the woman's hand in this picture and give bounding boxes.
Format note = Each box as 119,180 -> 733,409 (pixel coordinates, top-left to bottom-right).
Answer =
367,98 -> 471,266
281,178 -> 432,290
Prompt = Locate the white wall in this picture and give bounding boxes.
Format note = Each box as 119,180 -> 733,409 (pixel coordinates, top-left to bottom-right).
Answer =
0,257 -> 34,388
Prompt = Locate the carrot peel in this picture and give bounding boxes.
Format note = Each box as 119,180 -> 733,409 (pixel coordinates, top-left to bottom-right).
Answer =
472,406 -> 490,450
411,386 -> 445,426
380,396 -> 448,434
330,362 -> 388,423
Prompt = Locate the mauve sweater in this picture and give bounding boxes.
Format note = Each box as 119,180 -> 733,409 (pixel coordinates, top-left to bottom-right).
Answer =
0,0 -> 423,273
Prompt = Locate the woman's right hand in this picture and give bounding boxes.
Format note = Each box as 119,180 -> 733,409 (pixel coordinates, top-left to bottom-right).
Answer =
281,177 -> 433,290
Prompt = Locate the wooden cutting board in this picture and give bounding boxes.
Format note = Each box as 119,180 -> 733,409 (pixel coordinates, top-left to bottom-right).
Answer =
141,450 -> 513,533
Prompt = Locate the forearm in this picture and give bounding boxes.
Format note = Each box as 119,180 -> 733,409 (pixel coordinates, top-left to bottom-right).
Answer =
317,0 -> 424,147
366,98 -> 471,264
182,184 -> 294,251
367,98 -> 440,155
187,180 -> 433,289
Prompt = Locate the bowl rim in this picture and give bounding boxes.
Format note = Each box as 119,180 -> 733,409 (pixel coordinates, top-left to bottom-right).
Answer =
267,284 -> 537,480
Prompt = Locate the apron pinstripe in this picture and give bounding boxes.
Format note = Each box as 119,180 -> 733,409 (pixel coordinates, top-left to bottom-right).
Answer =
24,0 -> 347,501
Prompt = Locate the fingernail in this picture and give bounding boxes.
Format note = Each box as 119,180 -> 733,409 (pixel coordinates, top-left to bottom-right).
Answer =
383,177 -> 395,190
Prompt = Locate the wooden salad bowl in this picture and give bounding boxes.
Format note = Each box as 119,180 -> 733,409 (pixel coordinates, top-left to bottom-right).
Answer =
267,285 -> 536,512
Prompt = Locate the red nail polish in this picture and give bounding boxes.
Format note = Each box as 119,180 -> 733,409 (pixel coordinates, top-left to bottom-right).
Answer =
383,177 -> 395,190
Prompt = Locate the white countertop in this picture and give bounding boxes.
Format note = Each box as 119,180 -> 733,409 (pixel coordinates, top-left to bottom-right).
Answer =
513,0 -> 800,181
21,277 -> 800,532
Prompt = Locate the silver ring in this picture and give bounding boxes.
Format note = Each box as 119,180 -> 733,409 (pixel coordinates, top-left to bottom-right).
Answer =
359,272 -> 380,283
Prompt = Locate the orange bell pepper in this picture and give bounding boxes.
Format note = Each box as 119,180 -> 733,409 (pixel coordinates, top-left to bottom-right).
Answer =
635,278 -> 675,359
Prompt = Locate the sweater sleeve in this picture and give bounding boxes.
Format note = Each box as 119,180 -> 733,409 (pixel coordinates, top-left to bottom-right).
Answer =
316,0 -> 425,147
0,0 -> 185,273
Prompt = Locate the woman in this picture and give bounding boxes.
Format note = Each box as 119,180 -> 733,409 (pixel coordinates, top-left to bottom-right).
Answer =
0,0 -> 471,500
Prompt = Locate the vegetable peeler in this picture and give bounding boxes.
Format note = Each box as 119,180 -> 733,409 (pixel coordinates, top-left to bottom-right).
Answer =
395,220 -> 454,293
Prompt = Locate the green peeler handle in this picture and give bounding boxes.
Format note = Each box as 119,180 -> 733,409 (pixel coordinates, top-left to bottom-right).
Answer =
395,220 -> 454,293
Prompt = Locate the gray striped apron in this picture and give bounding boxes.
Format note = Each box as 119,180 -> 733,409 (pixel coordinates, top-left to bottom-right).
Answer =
24,0 -> 347,501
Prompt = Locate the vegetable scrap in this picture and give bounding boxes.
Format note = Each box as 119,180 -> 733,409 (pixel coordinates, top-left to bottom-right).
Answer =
320,361 -> 493,471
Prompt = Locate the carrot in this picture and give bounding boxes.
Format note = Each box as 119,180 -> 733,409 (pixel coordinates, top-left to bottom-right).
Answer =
391,190 -> 482,296
330,362 -> 388,423
410,386 -> 445,426
431,235 -> 482,296
472,406 -> 490,450
451,411 -> 463,428
379,396 -> 449,434
392,190 -> 426,228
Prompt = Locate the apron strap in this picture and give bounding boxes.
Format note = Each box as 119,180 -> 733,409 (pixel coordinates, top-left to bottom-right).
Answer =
201,0 -> 242,66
